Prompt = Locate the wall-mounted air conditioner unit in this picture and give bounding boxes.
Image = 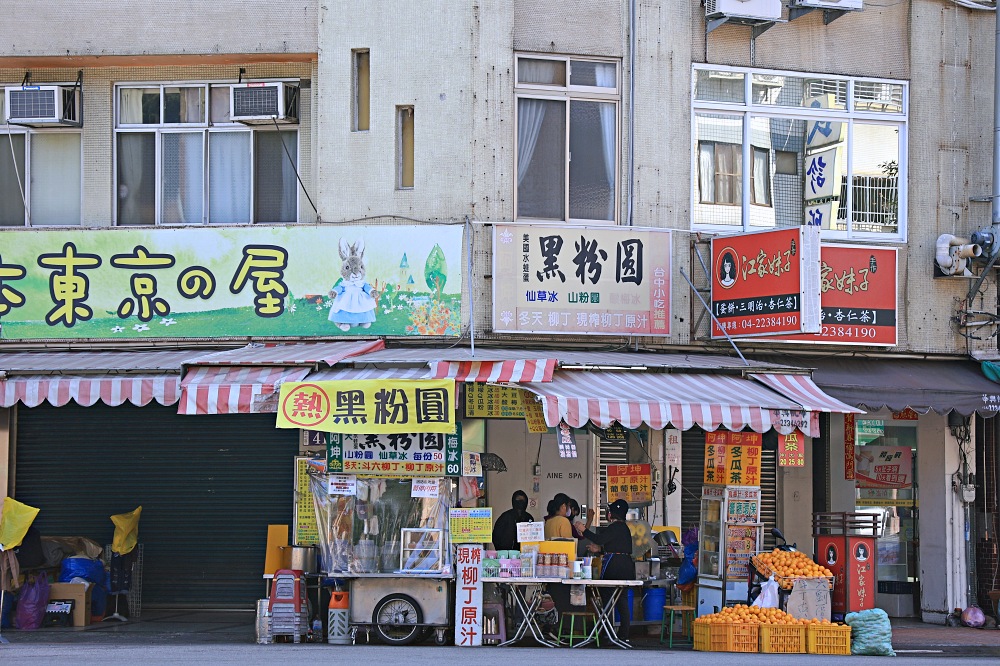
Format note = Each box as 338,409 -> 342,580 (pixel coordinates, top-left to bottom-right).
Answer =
3,85 -> 81,127
791,0 -> 863,10
705,0 -> 782,21
230,82 -> 299,124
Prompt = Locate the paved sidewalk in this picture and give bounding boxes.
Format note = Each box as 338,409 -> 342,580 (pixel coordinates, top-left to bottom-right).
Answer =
891,617 -> 1000,653
3,610 -> 1000,656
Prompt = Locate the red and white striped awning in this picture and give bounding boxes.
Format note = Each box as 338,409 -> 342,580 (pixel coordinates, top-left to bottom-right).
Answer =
521,370 -> 821,436
0,375 -> 180,408
430,359 -> 555,383
185,340 -> 385,366
307,366 -> 433,381
749,373 -> 863,414
177,366 -> 311,415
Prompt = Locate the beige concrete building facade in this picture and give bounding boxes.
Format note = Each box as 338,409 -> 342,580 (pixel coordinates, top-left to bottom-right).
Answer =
1,0 -> 998,620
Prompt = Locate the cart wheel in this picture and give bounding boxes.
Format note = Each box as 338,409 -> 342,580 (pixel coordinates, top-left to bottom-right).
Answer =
372,593 -> 424,646
434,628 -> 449,645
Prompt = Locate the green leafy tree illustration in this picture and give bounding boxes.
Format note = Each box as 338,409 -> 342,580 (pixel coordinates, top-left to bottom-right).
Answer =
424,244 -> 448,300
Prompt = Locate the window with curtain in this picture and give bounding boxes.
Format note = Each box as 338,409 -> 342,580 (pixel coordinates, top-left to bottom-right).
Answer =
515,55 -> 619,223
0,129 -> 81,226
692,65 -> 907,239
116,83 -> 299,225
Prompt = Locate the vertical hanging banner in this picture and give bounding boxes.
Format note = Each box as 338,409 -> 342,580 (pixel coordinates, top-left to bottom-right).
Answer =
725,433 -> 763,486
704,431 -> 728,485
493,224 -> 672,335
768,245 -> 897,346
844,414 -> 856,480
711,227 -> 821,338
778,430 -> 806,467
455,544 -> 484,646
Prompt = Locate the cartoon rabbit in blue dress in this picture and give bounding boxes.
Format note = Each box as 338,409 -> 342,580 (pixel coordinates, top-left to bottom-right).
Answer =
328,238 -> 378,331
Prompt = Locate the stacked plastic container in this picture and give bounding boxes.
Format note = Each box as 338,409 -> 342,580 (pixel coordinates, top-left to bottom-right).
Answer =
268,569 -> 308,643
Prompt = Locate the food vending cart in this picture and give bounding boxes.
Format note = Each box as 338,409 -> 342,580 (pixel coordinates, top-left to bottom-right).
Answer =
697,485 -> 763,614
308,428 -> 465,646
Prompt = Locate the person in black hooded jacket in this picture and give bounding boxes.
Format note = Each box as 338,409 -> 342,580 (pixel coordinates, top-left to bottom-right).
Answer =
582,499 -> 636,642
492,490 -> 534,551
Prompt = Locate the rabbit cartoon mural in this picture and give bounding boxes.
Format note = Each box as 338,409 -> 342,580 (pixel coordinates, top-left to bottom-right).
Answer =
328,238 -> 379,331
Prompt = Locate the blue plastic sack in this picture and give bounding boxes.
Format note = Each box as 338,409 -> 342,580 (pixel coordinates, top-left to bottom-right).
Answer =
60,556 -> 109,619
677,542 -> 699,586
59,556 -> 105,585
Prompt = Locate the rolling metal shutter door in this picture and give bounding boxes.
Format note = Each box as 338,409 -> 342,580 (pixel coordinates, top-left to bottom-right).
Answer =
14,402 -> 298,608
681,429 -> 777,551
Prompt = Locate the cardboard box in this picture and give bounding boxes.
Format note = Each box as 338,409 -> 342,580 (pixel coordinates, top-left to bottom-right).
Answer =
48,582 -> 92,627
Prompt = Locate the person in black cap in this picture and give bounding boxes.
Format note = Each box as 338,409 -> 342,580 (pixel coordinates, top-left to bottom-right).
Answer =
582,499 -> 636,643
492,490 -> 534,551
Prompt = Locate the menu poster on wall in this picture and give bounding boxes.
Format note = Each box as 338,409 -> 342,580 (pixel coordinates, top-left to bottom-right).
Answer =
725,486 -> 762,524
725,524 -> 759,582
854,445 -> 913,489
411,478 -> 440,498
607,464 -> 653,505
450,508 -> 493,543
711,227 -> 821,338
328,474 -> 357,496
294,457 -> 319,546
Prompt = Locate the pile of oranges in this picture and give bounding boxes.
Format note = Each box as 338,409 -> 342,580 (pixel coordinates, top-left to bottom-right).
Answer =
694,604 -> 837,626
753,549 -> 833,589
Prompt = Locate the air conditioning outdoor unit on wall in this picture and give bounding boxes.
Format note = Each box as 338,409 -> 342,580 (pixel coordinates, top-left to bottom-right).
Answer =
791,0 -> 863,10
230,82 -> 299,124
3,85 -> 81,127
705,0 -> 783,21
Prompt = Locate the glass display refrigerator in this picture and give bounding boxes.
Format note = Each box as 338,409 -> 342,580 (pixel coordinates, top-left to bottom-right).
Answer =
698,485 -> 762,615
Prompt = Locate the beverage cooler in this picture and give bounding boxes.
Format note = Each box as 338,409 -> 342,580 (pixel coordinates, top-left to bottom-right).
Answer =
697,485 -> 762,615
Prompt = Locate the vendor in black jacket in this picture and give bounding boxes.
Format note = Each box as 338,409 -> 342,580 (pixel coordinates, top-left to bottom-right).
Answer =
582,499 -> 636,642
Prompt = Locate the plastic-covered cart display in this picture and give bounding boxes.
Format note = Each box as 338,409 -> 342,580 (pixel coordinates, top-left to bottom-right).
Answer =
310,474 -> 456,645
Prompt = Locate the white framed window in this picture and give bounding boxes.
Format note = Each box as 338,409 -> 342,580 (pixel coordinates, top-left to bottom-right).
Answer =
514,54 -> 620,224
0,90 -> 82,226
114,82 -> 299,225
692,66 -> 907,239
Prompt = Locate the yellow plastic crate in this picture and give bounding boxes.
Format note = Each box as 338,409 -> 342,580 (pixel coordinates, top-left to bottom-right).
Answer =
723,623 -> 760,652
693,623 -> 711,651
806,623 -> 852,655
759,623 -> 806,654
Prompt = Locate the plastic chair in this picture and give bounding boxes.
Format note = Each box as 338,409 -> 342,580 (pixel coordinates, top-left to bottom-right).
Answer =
659,604 -> 696,647
557,611 -> 599,647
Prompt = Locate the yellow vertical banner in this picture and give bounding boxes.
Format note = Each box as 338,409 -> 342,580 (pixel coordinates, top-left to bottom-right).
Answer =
726,433 -> 763,486
704,432 -> 728,485
277,379 -> 456,433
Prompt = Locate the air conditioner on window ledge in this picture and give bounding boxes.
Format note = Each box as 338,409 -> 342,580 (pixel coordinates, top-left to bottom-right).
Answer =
705,0 -> 782,21
790,0 -> 863,11
3,85 -> 81,127
230,82 -> 299,125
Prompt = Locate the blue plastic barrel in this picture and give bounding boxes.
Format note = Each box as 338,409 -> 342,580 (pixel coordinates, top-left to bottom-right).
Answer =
643,587 -> 667,622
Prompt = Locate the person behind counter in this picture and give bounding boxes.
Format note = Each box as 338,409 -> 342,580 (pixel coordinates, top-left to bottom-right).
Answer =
543,493 -> 573,540
582,499 -> 636,643
567,498 -> 593,540
492,490 -> 535,551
